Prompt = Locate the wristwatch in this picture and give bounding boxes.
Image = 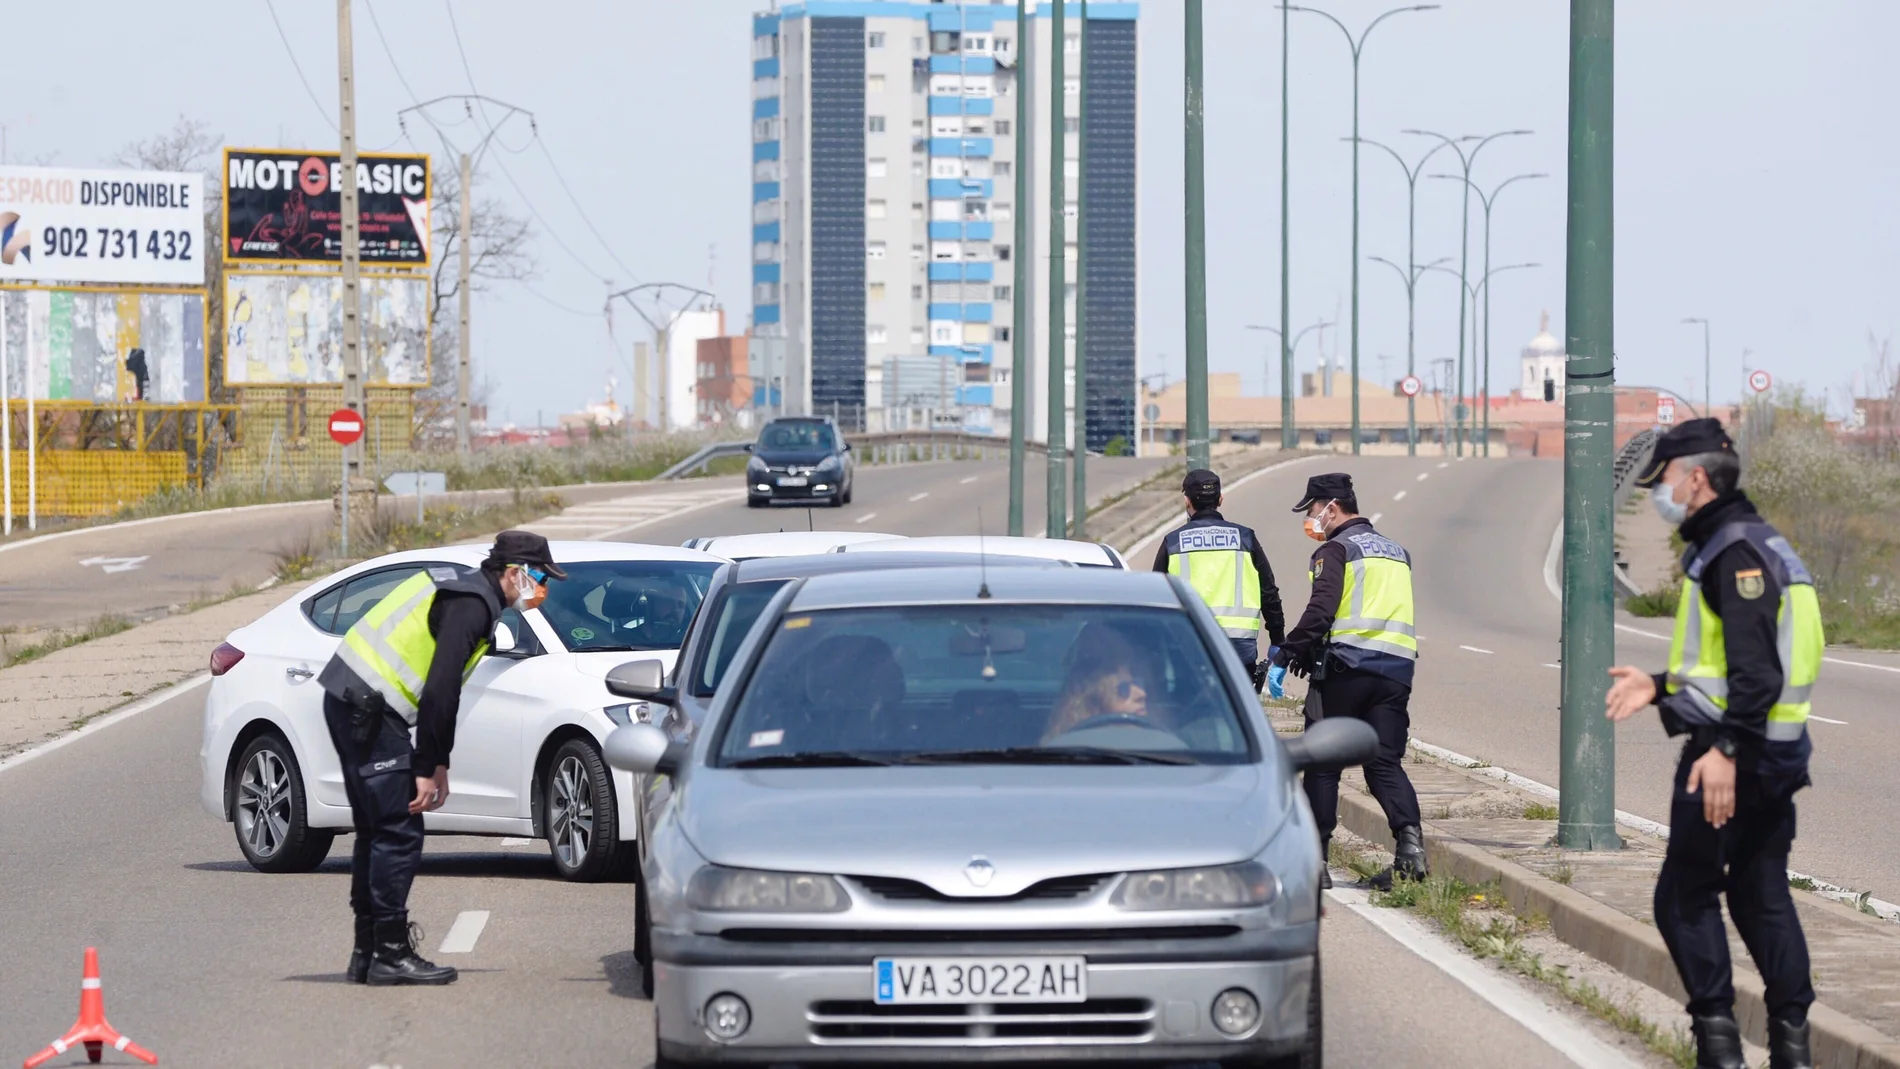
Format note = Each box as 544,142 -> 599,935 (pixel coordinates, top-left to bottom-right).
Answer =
1709,734 -> 1739,760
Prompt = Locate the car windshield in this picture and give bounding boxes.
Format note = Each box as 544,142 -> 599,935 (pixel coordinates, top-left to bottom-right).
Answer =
538,560 -> 721,653
715,604 -> 1253,765
693,579 -> 793,695
758,421 -> 835,451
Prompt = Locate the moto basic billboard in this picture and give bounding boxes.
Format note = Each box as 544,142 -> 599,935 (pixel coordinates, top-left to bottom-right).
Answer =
223,149 -> 430,267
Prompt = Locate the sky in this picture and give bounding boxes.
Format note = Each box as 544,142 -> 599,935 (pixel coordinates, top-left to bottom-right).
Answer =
4,1 -> 1895,424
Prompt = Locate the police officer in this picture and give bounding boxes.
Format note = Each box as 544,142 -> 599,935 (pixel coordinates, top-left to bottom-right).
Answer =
319,530 -> 565,986
1606,419 -> 1818,1069
1152,468 -> 1286,688
1273,473 -> 1425,888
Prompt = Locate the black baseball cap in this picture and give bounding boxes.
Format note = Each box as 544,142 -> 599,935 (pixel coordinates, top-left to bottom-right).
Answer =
1633,418 -> 1735,488
1291,472 -> 1354,512
487,530 -> 567,580
1182,468 -> 1222,498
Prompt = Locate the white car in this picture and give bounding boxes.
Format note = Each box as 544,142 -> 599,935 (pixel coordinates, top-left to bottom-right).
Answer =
678,530 -> 899,560
198,541 -> 724,882
837,534 -> 1129,569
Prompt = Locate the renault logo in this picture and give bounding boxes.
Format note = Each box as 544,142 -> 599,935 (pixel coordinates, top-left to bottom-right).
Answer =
964,856 -> 995,888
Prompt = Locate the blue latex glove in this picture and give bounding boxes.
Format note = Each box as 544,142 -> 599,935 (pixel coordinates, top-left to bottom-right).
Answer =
1268,644 -> 1288,668
1267,663 -> 1288,699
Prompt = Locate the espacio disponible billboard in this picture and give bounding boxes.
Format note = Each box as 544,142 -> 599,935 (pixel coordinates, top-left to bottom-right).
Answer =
223,149 -> 431,267
0,165 -> 206,286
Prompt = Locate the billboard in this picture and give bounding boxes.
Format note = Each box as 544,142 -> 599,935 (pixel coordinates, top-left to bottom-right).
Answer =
223,149 -> 431,267
0,165 -> 206,286
0,286 -> 207,403
223,272 -> 429,387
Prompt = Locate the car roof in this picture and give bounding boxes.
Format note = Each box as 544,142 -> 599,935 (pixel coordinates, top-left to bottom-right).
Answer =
729,549 -> 1068,583
788,565 -> 1184,611
681,530 -> 897,559
386,541 -> 729,568
838,534 -> 1121,568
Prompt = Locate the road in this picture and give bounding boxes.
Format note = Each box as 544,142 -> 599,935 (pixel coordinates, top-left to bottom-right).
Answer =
0,680 -> 1639,1067
1177,454 -> 1900,906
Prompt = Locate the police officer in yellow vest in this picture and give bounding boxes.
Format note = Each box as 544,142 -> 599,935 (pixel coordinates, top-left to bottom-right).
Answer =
1272,472 -> 1425,889
1608,419 -> 1820,1069
1152,469 -> 1286,687
318,530 -> 565,987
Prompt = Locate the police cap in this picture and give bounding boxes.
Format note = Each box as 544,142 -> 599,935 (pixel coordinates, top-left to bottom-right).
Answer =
488,530 -> 568,580
1182,468 -> 1221,498
1292,472 -> 1354,512
1633,417 -> 1734,488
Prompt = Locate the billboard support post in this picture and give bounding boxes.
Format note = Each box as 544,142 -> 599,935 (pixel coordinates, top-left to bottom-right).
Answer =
25,306 -> 35,531
455,152 -> 473,453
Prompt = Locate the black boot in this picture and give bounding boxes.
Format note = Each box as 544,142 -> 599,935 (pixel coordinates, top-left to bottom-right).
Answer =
1318,837 -> 1333,890
1691,1014 -> 1745,1069
366,918 -> 458,986
1393,825 -> 1429,880
1768,1016 -> 1812,1069
346,913 -> 373,984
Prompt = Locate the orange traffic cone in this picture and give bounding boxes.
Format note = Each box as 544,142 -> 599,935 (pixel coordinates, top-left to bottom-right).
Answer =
22,948 -> 157,1068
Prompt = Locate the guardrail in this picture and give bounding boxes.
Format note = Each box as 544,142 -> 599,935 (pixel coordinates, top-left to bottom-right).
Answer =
659,430 -> 1045,479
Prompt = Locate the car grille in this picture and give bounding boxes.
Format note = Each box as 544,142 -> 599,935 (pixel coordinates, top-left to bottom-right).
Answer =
717,925 -> 1242,943
852,873 -> 1111,903
808,998 -> 1154,1045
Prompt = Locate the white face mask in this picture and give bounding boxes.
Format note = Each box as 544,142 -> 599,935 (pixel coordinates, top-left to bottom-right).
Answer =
1652,481 -> 1689,526
509,569 -> 542,612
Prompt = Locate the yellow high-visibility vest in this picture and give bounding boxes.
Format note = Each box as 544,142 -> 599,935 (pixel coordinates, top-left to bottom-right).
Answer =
1326,529 -> 1418,666
332,569 -> 496,724
1167,523 -> 1263,639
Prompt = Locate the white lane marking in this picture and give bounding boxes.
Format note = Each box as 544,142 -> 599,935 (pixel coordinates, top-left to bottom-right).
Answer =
1459,645 -> 1494,655
1393,490 -> 1408,501
1329,885 -> 1643,1069
1544,521 -> 1564,601
498,837 -> 535,847
1416,472 -> 1430,482
1370,512 -> 1384,524
1810,715 -> 1849,725
1543,662 -> 1561,668
591,491 -> 744,540
79,555 -> 150,574
0,674 -> 211,778
1126,455 -> 1325,558
437,910 -> 490,954
1438,462 -> 1450,469
908,492 -> 930,502
960,475 -> 979,484
854,512 -> 880,525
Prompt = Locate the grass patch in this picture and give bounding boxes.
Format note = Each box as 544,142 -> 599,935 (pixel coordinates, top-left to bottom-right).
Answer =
1624,581 -> 1679,618
1789,875 -> 1817,892
1524,803 -> 1560,821
371,491 -> 563,554
0,615 -> 135,669
1550,860 -> 1576,886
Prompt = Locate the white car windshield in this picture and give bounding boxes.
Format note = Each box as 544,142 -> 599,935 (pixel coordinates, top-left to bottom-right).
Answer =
539,560 -> 720,653
715,605 -> 1254,766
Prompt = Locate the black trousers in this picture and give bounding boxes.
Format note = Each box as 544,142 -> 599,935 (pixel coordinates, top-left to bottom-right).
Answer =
1654,744 -> 1814,1023
322,692 -> 425,925
1301,668 -> 1423,838
1230,636 -> 1259,670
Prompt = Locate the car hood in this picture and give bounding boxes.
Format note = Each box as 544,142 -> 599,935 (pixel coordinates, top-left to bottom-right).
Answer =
678,763 -> 1293,897
567,649 -> 678,680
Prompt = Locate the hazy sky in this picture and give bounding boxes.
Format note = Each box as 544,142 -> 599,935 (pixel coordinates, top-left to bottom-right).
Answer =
5,1 -> 1895,423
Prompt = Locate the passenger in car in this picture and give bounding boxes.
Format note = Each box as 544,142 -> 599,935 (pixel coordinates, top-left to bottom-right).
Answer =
1042,624 -> 1169,742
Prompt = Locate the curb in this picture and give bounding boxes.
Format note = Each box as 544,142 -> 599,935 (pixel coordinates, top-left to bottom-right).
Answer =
1335,791 -> 1900,1069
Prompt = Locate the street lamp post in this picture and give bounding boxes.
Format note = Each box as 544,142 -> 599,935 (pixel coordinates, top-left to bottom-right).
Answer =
1421,261 -> 1539,456
1404,127 -> 1532,455
1247,320 -> 1331,445
1278,0 -> 1293,452
1681,317 -> 1710,416
1285,3 -> 1439,456
1367,254 -> 1448,452
1185,0 -> 1210,472
1072,0 -> 1089,537
1357,136 -> 1452,456
1433,171 -> 1547,457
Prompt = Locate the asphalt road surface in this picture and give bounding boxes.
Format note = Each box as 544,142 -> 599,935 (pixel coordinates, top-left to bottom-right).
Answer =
0,681 -> 1628,1067
1183,454 -> 1900,907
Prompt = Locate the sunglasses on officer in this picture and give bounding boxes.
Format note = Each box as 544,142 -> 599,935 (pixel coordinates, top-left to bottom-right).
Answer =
521,566 -> 548,586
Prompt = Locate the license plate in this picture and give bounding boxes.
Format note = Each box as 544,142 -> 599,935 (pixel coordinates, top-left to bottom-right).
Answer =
873,957 -> 1086,1004
777,476 -> 808,487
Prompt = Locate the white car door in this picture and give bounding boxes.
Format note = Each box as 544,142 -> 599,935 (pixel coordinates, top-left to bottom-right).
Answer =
431,606 -> 541,821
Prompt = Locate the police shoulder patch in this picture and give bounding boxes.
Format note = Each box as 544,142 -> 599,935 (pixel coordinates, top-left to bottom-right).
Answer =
1311,559 -> 1324,579
1735,568 -> 1765,600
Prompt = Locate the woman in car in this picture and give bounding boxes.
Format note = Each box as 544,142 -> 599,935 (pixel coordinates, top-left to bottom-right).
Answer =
1042,623 -> 1170,742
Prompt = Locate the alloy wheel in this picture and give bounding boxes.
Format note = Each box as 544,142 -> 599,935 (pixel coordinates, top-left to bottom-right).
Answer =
549,755 -> 596,868
236,749 -> 292,859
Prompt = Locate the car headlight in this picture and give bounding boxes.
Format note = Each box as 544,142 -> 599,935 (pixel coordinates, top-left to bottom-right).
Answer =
688,866 -> 851,912
604,702 -> 644,727
1110,862 -> 1279,911
817,455 -> 841,471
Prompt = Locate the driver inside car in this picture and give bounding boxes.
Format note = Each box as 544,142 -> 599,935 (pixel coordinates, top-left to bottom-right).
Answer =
1042,623 -> 1168,742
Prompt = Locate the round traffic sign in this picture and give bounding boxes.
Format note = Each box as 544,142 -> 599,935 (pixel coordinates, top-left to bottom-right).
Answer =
1748,369 -> 1772,394
1399,375 -> 1423,398
1143,403 -> 1161,422
327,408 -> 365,446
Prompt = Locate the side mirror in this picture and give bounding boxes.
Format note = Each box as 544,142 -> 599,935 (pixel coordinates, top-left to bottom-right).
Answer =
742,443 -> 753,452
491,621 -> 519,655
841,442 -> 852,452
602,723 -> 684,776
607,658 -> 679,705
1283,717 -> 1379,772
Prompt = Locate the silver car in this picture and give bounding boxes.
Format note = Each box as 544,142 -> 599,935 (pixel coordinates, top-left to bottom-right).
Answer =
603,566 -> 1376,1068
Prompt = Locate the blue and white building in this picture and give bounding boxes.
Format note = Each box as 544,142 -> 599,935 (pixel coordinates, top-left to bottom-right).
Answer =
751,0 -> 1137,448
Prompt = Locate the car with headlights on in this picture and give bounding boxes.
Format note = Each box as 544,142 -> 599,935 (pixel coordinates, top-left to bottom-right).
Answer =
744,415 -> 854,507
600,566 -> 1376,1067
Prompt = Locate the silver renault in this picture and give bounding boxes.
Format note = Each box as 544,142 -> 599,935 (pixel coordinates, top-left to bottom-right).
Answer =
603,566 -> 1376,1068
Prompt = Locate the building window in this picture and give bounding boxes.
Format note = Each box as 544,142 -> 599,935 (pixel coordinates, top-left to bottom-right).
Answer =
754,282 -> 778,304
911,243 -> 925,260
867,115 -> 887,134
911,285 -> 924,299
1065,76 -> 1080,95
932,322 -> 958,344
753,241 -> 779,262
1065,323 -> 1077,342
911,326 -> 926,345
967,120 -> 988,136
869,324 -> 888,343
910,158 -> 926,177
996,244 -> 1011,262
867,74 -> 886,93
867,31 -> 886,48
913,36 -> 925,54
867,157 -> 888,178
993,285 -> 1011,302
996,35 -> 1013,56
911,201 -> 925,219
868,282 -> 886,301
1065,33 -> 1080,54
1064,117 -> 1079,134
753,118 -> 779,141
752,34 -> 779,61
930,241 -> 961,261
867,241 -> 887,260
911,118 -> 926,136
994,119 -> 1012,136
753,200 -> 780,223
867,199 -> 888,219
995,326 -> 1011,342
753,159 -> 780,182
994,161 -> 1012,177
994,203 -> 1012,223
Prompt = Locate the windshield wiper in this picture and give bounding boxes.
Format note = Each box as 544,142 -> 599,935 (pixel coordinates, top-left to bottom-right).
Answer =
899,746 -> 1194,766
726,751 -> 895,769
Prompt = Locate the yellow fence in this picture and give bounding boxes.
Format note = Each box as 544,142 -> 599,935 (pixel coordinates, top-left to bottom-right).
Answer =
4,450 -> 188,517
219,388 -> 417,487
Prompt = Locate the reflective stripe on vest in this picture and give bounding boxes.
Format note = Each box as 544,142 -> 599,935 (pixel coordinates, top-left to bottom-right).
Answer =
1665,523 -> 1823,743
1168,527 -> 1263,639
334,571 -> 489,724
1329,531 -> 1418,661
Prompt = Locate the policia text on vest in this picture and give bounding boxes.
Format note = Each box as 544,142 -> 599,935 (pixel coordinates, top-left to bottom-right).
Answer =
1607,419 -> 1820,1069
1151,468 -> 1286,673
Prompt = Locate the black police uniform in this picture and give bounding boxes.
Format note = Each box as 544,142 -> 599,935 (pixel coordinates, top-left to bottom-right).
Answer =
1632,421 -> 1815,1069
1151,470 -> 1286,674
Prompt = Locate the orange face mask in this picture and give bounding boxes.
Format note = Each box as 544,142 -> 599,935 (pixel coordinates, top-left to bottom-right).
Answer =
1304,503 -> 1334,542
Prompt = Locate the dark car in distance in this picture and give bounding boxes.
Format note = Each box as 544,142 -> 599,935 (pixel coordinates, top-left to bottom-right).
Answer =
745,416 -> 855,507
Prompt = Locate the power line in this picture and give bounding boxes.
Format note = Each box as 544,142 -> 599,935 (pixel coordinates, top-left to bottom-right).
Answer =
518,283 -> 600,317
363,0 -> 423,105
484,144 -> 615,283
264,0 -> 339,132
